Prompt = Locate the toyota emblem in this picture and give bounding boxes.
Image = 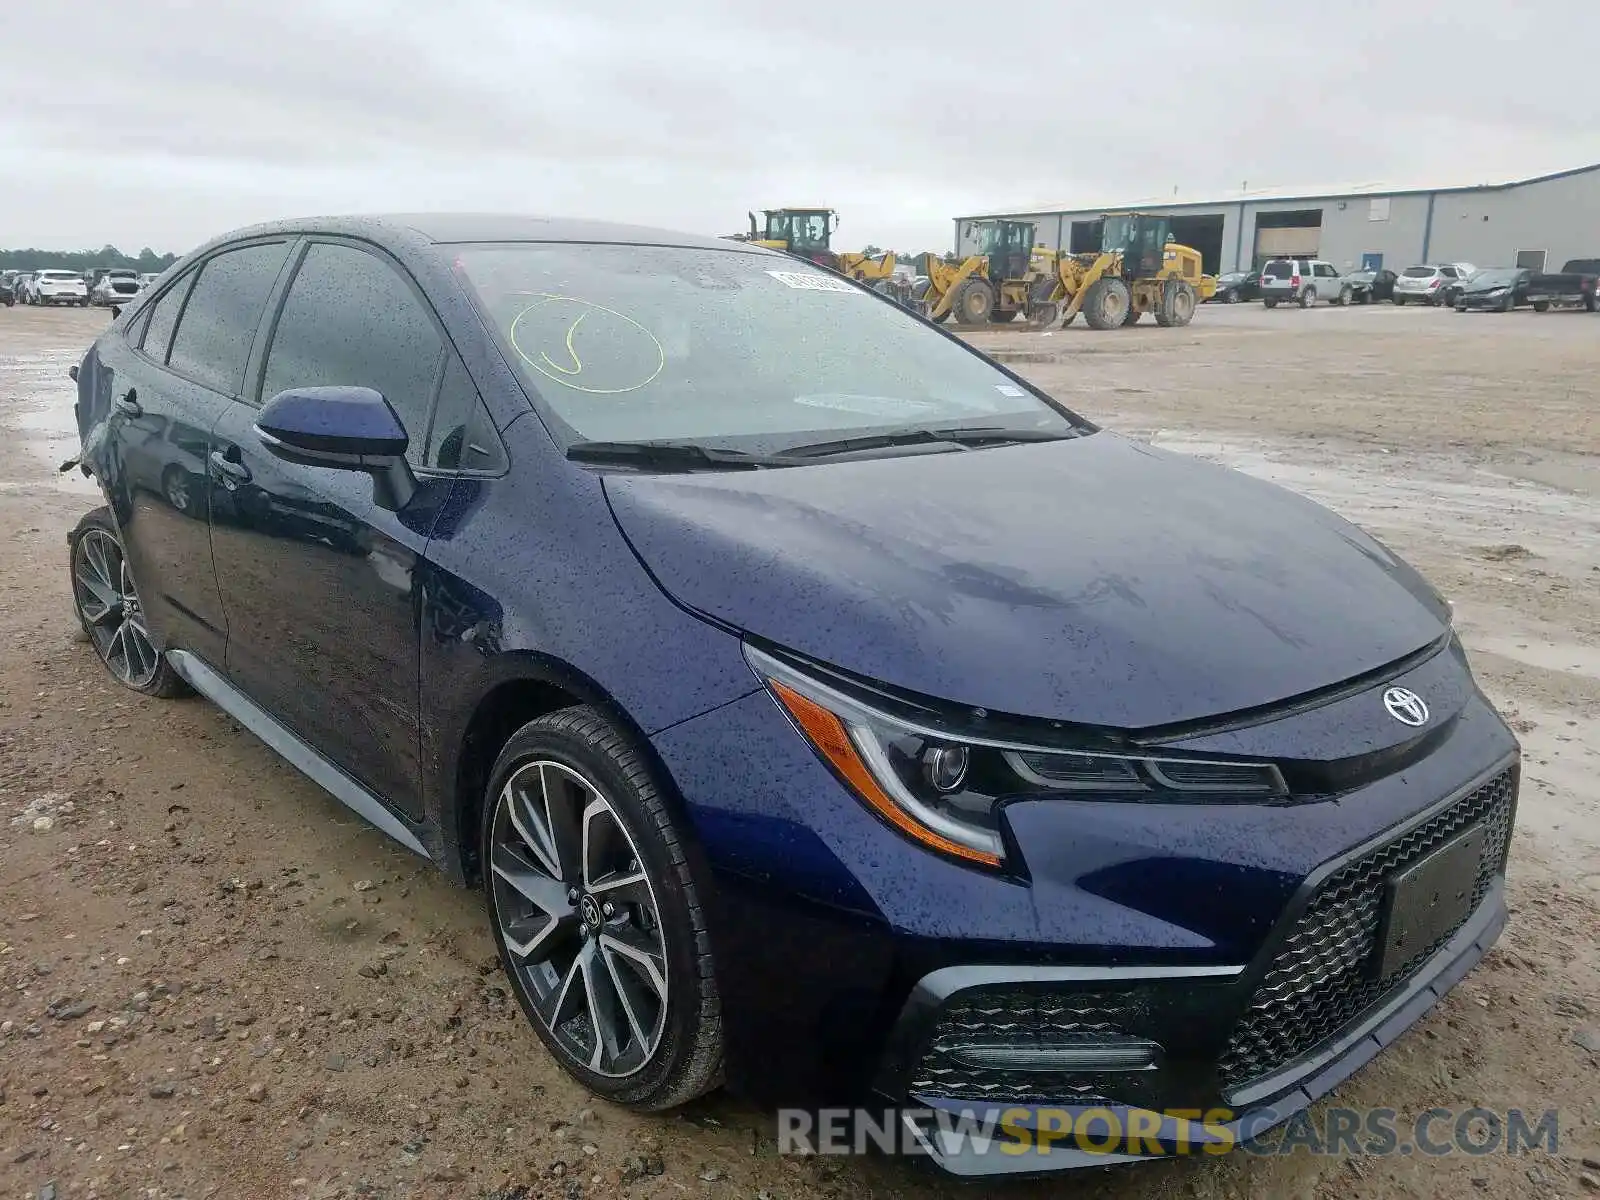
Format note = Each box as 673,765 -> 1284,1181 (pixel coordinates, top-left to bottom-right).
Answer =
1383,686 -> 1429,727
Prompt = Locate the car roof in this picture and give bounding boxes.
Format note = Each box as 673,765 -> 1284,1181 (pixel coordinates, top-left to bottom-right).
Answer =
209,213 -> 767,253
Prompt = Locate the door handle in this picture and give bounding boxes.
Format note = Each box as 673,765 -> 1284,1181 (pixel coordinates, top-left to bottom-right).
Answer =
114,389 -> 142,417
209,449 -> 251,483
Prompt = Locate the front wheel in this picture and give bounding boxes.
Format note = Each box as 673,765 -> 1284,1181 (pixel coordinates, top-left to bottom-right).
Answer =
1155,279 -> 1197,327
1394,295 -> 1407,306
1081,277 -> 1132,330
484,707 -> 722,1110
1533,300 -> 1550,313
950,277 -> 995,325
1223,289 -> 1239,304
69,507 -> 190,697
1337,286 -> 1352,306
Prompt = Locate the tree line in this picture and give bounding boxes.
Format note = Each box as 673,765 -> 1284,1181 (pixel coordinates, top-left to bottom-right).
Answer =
0,244 -> 179,273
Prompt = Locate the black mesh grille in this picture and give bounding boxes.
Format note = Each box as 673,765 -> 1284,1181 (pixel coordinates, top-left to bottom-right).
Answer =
1218,768 -> 1515,1091
909,989 -> 1126,1103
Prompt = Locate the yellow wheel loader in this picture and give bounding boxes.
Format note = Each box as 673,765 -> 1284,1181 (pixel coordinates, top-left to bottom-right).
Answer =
1026,213 -> 1211,331
912,219 -> 1043,325
739,208 -> 908,299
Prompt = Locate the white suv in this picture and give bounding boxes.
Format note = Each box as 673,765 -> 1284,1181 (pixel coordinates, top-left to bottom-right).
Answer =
1392,263 -> 1475,306
1259,259 -> 1354,308
27,269 -> 90,307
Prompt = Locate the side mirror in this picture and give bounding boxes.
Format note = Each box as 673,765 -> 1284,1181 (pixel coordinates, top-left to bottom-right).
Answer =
110,304 -> 122,319
748,211 -> 758,237
256,385 -> 416,511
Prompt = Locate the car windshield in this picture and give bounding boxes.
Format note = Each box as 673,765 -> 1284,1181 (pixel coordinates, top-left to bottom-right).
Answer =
1470,270 -> 1520,286
455,243 -> 1082,453
1401,267 -> 1436,278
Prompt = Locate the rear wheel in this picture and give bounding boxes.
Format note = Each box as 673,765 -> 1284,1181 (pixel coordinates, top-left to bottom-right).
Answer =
950,278 -> 995,325
1533,300 -> 1550,313
1262,297 -> 1278,309
483,707 -> 722,1109
1081,277 -> 1131,330
68,508 -> 190,698
1155,280 -> 1197,327
1299,287 -> 1317,309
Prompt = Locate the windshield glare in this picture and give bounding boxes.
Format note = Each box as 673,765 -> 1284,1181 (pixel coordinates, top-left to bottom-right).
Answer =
456,244 -> 1080,452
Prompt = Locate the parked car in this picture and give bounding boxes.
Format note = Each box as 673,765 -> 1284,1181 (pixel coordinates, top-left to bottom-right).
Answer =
68,215 -> 1519,1177
11,271 -> 36,302
0,277 -> 13,307
1209,269 -> 1260,303
1452,268 -> 1533,312
1347,268 -> 1398,304
1523,258 -> 1600,312
1391,263 -> 1475,306
91,269 -> 142,307
26,269 -> 90,306
1259,259 -> 1354,307
138,272 -> 163,292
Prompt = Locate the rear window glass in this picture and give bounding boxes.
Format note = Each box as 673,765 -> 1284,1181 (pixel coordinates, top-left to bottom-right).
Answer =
1401,267 -> 1435,278
1263,262 -> 1294,279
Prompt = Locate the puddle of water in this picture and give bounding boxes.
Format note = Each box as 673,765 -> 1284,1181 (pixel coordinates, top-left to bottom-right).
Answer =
0,347 -> 99,495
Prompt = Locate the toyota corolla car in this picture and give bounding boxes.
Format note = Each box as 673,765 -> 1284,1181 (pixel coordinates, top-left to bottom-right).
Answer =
68,215 -> 1518,1176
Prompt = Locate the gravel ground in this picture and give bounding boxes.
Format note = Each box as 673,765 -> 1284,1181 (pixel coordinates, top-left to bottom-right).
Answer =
1,303 -> 1597,1200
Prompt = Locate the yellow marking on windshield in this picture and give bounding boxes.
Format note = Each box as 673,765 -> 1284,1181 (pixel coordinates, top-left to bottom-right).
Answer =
509,295 -> 665,395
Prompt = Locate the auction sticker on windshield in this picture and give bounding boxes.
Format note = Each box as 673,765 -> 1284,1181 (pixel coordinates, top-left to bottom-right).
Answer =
766,271 -> 858,293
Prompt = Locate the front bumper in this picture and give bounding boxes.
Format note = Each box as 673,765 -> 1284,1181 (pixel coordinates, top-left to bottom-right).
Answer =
872,758 -> 1516,1176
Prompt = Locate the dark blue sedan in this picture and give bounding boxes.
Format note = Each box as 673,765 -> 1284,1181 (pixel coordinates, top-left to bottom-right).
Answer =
68,215 -> 1518,1175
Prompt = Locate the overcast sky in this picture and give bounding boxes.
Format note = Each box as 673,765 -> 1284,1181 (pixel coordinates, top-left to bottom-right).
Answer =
4,0 -> 1597,255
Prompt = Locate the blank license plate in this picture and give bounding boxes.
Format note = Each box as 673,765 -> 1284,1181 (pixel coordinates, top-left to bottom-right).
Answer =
1373,823 -> 1487,979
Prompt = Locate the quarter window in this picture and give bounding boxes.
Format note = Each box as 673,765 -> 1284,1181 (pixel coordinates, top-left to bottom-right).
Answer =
167,242 -> 291,394
140,270 -> 197,363
260,243 -> 444,466
424,354 -> 505,472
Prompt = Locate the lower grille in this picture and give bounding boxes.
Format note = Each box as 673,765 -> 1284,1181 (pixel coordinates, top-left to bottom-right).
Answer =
909,989 -> 1126,1104
1218,767 -> 1515,1091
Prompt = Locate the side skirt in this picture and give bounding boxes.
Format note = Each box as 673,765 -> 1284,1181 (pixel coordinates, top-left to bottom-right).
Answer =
165,649 -> 430,860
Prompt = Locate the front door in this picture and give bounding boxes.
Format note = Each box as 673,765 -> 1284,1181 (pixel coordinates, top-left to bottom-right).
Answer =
208,240 -> 456,821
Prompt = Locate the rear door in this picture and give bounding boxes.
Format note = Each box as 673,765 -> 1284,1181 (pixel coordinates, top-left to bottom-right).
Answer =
83,243 -> 292,665
208,239 -> 462,821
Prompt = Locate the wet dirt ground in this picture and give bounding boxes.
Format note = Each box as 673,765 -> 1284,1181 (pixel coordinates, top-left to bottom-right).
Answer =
1,303 -> 1597,1199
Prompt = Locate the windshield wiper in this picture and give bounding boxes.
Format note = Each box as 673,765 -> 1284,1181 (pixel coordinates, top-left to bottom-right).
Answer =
565,439 -> 790,471
778,425 -> 1077,459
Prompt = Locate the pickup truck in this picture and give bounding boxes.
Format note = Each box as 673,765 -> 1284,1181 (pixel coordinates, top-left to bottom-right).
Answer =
1524,259 -> 1600,312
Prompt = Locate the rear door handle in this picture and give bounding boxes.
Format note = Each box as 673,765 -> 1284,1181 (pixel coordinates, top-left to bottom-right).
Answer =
114,389 -> 141,417
209,449 -> 251,483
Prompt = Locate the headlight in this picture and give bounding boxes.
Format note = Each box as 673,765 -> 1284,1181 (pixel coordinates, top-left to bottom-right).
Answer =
1485,287 -> 1507,296
746,645 -> 1287,870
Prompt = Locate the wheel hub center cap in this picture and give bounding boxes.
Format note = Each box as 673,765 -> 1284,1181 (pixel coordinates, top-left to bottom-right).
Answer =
578,894 -> 603,931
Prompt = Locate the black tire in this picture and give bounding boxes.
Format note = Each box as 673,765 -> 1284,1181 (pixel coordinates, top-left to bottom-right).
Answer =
1337,285 -> 1352,306
950,277 -> 995,325
1155,279 -> 1197,327
988,308 -> 1018,323
79,297 -> 90,308
483,706 -> 722,1110
1262,297 -> 1278,309
1081,277 -> 1131,330
1299,287 -> 1317,309
1533,301 -> 1550,313
1025,301 -> 1060,330
1499,297 -> 1513,313
1223,288 -> 1238,304
1394,295 -> 1407,306
68,507 -> 190,698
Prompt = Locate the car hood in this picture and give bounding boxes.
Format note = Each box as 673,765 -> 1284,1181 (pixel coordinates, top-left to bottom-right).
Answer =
603,434 -> 1450,730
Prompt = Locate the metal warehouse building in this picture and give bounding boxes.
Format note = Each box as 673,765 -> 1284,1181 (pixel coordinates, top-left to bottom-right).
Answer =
954,162 -> 1600,276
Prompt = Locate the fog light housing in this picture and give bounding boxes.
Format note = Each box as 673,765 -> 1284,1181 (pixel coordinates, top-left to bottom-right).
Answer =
949,1035 -> 1161,1073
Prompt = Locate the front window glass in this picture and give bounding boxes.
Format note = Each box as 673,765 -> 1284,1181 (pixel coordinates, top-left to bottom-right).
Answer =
454,243 -> 1082,452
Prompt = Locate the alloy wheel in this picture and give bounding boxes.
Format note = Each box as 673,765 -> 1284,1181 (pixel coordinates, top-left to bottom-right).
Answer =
72,527 -> 161,688
489,760 -> 668,1078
